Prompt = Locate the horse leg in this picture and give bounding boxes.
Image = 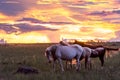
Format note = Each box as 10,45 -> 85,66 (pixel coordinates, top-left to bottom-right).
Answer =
76,59 -> 80,71
65,61 -> 68,69
58,58 -> 64,72
88,58 -> 92,69
85,57 -> 88,69
85,56 -> 92,69
66,60 -> 72,69
53,61 -> 56,72
70,60 -> 73,69
99,56 -> 104,67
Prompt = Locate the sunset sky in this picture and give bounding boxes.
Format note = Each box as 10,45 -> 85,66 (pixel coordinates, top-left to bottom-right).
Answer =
0,0 -> 120,43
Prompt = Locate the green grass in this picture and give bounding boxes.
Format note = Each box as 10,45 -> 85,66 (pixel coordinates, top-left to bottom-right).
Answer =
0,43 -> 120,80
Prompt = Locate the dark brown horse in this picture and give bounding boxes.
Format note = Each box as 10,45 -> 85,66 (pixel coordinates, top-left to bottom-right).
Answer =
91,47 -> 105,67
74,40 -> 119,67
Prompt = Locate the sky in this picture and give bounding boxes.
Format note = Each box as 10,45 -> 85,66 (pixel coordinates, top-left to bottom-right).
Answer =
0,0 -> 120,43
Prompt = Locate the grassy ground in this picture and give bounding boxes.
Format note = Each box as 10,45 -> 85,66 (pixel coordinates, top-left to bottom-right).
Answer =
0,43 -> 120,80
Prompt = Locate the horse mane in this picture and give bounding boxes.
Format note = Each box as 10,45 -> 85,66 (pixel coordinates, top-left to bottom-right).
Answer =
73,40 -> 103,49
74,40 -> 119,51
103,46 -> 119,51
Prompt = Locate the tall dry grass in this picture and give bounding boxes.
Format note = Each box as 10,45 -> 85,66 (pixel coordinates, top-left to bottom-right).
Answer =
0,43 -> 120,80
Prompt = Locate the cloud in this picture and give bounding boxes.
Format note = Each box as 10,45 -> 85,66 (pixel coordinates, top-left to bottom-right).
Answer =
61,1 -> 94,14
115,30 -> 120,38
17,18 -> 44,23
14,23 -> 58,33
0,0 -> 38,16
109,30 -> 120,41
89,9 -> 120,16
0,23 -> 17,34
113,9 -> 120,14
0,22 -> 58,34
17,17 -> 73,24
80,27 -> 93,32
103,18 -> 120,24
89,11 -> 112,16
0,0 -> 26,16
71,14 -> 91,21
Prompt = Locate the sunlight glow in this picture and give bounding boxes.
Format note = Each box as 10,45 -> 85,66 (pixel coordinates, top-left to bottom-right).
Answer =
0,0 -> 119,43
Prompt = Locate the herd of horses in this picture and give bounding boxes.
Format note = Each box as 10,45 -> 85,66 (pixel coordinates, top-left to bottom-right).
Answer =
45,40 -> 118,72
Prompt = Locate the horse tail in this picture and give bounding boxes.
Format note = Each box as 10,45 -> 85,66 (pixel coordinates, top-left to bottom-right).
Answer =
103,47 -> 118,58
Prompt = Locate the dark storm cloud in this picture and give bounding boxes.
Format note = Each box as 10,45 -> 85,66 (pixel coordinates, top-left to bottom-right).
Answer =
0,0 -> 26,16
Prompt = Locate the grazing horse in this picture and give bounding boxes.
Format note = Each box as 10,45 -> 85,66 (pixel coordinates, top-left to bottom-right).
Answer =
45,44 -> 84,72
91,47 -> 119,67
73,40 -> 106,67
81,47 -> 92,69
91,47 -> 105,67
45,45 -> 57,63
74,40 -> 106,67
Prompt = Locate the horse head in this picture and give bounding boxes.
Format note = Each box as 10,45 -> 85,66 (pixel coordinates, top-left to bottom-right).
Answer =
91,49 -> 99,57
45,47 -> 53,63
45,45 -> 58,63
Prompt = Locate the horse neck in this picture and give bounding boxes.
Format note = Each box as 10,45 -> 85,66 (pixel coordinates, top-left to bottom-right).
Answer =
74,41 -> 103,49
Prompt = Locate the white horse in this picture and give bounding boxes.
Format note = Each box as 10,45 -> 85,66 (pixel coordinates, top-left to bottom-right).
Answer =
45,44 -> 84,72
81,47 -> 92,69
66,47 -> 93,69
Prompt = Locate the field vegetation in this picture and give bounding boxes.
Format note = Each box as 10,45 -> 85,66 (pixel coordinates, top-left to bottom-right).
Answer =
0,43 -> 120,80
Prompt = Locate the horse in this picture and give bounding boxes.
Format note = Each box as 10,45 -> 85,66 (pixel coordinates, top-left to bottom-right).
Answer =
74,40 -> 118,67
67,47 -> 94,69
91,47 -> 105,67
91,47 -> 119,67
45,44 -> 84,72
45,44 -> 57,63
80,47 -> 93,69
73,40 -> 103,49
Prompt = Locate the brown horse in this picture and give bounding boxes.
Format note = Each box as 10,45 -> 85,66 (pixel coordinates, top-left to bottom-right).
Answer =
74,40 -> 119,67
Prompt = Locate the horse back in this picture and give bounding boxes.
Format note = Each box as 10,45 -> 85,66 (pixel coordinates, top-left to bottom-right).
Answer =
91,47 -> 105,58
55,46 -> 82,60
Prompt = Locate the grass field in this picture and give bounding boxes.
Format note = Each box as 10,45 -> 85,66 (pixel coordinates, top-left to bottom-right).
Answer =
0,43 -> 120,80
